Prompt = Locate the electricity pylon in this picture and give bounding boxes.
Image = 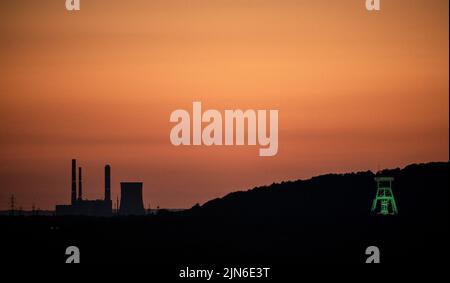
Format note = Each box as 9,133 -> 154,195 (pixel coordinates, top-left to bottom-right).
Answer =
371,177 -> 398,215
10,195 -> 15,216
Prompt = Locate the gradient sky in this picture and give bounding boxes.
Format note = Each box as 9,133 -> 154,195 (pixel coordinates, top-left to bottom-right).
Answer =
0,0 -> 448,210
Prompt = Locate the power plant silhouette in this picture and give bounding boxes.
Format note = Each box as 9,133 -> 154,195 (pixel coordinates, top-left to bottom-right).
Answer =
55,159 -> 145,216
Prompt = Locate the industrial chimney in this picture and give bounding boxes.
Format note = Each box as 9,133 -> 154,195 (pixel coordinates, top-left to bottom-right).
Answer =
78,167 -> 83,201
105,165 -> 111,201
119,182 -> 145,216
71,159 -> 77,204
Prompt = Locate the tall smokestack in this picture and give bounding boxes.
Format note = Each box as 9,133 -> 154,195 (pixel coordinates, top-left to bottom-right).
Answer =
105,165 -> 111,201
71,159 -> 77,204
78,167 -> 82,201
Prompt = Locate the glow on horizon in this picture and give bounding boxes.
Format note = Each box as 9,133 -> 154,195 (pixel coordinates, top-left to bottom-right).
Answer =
0,0 -> 448,210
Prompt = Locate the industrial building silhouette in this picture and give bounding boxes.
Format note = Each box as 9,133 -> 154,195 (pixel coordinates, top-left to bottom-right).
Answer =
119,182 -> 145,215
55,159 -> 145,216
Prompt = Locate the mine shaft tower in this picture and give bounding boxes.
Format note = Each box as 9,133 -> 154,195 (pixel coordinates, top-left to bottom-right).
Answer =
371,177 -> 398,215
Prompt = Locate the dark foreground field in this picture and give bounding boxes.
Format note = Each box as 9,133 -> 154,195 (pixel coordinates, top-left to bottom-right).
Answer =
1,162 -> 448,267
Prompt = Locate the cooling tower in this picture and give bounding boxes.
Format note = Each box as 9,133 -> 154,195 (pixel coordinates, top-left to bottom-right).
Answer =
119,182 -> 145,216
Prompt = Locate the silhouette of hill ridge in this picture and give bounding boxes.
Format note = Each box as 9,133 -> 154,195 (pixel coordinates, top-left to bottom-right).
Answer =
189,161 -> 448,222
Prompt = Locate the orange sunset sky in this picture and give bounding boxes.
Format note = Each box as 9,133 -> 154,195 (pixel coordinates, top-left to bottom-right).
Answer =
0,0 -> 448,210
